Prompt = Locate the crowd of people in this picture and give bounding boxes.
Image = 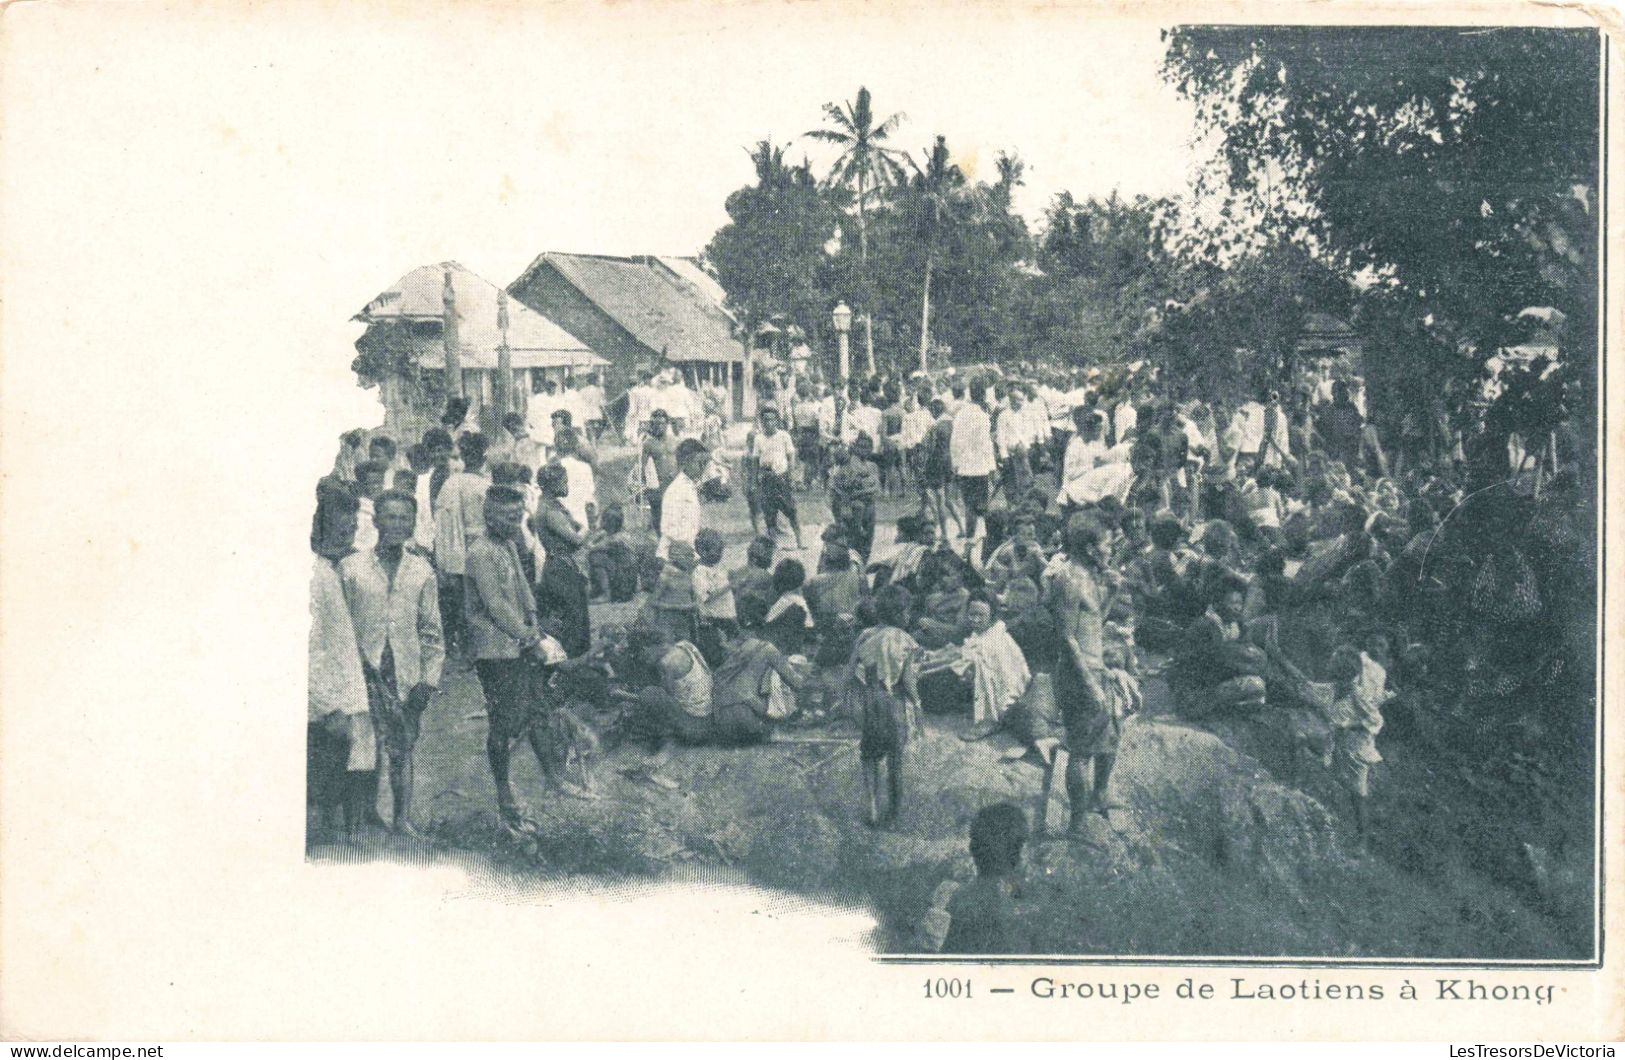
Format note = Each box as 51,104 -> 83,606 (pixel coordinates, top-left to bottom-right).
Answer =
308,351 -> 1576,949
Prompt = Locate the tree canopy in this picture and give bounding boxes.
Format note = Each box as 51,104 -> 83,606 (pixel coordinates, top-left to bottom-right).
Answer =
1162,26 -> 1599,432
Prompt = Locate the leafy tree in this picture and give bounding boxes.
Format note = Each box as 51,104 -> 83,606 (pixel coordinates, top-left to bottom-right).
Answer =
900,135 -> 982,373
703,139 -> 840,366
1161,26 -> 1598,453
805,87 -> 910,374
991,151 -> 1026,210
1022,192 -> 1187,371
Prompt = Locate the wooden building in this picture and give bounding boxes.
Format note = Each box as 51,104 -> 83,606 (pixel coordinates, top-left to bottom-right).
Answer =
353,261 -> 607,442
507,252 -> 750,416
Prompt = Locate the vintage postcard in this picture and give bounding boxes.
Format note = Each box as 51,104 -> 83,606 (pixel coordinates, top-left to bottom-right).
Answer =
0,0 -> 1620,1043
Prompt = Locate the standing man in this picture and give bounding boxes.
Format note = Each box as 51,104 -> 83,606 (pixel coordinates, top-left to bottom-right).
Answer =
490,412 -> 544,479
792,381 -> 824,491
828,441 -> 880,563
351,459 -> 388,555
528,380 -> 560,460
309,482 -> 372,843
1319,381 -> 1365,472
340,490 -> 443,837
413,429 -> 452,555
995,387 -> 1033,499
551,408 -> 597,467
625,370 -> 655,445
434,432 -> 491,663
1044,514 -> 1122,839
657,438 -> 709,561
950,378 -> 997,544
1258,389 -> 1293,470
641,409 -> 679,532
553,426 -> 597,534
577,373 -> 607,446
1228,388 -> 1267,472
901,388 -> 935,494
465,485 -> 550,833
748,406 -> 804,550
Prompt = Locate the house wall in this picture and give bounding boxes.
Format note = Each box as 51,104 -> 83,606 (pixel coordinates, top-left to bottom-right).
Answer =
508,266 -> 656,399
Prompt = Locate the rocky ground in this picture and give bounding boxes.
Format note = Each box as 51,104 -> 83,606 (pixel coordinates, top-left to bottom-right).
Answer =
308,445 -> 1593,958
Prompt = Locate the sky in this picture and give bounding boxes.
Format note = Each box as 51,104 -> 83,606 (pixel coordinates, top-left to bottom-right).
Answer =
298,3 -> 1199,285
0,3 -> 1197,295
0,2 -> 1202,645
0,2 -> 1201,679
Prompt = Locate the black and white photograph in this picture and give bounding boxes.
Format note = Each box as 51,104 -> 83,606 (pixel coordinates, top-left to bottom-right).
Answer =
307,22 -> 1601,961
1,1 -> 1618,1044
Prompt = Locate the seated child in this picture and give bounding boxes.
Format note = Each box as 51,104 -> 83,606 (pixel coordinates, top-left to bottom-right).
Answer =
587,503 -> 639,603
712,622 -> 806,727
913,552 -> 974,650
729,535 -> 777,629
921,598 -> 1030,737
612,622 -> 730,790
940,802 -> 1030,955
983,516 -> 1046,594
1129,513 -> 1200,652
762,557 -> 814,658
646,540 -> 699,644
692,527 -> 736,667
872,513 -> 935,591
806,528 -> 865,668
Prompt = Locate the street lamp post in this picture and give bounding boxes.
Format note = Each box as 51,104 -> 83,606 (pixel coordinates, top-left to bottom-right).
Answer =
833,301 -> 852,441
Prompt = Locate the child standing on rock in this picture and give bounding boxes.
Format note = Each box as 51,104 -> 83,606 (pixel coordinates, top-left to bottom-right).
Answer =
1330,643 -> 1387,851
847,586 -> 922,828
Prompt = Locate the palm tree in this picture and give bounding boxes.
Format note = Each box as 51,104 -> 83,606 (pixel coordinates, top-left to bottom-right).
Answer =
746,138 -> 794,190
804,87 -> 908,375
992,150 -> 1026,209
908,134 -> 977,373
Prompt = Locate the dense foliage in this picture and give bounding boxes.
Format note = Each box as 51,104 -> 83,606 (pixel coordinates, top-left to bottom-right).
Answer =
1162,27 -> 1598,455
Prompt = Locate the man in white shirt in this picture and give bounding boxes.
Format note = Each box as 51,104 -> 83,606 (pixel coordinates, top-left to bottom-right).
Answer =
1113,397 -> 1138,451
576,374 -> 607,443
352,459 -> 388,554
748,405 -> 804,549
1059,407 -> 1111,508
657,438 -> 710,561
1229,390 -> 1267,467
527,381 -> 559,455
1020,385 -> 1052,457
994,387 -> 1033,498
339,490 -> 444,836
950,378 -> 997,542
624,371 -> 655,444
554,427 -> 597,532
849,395 -> 883,454
555,383 -> 585,437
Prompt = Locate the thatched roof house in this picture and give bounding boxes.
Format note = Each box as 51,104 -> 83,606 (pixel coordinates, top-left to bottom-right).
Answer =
353,261 -> 606,439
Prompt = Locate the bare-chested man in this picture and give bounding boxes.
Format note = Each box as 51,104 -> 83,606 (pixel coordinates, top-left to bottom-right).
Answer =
1042,513 -> 1123,838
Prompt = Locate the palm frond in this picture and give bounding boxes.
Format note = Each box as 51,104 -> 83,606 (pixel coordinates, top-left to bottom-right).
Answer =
803,128 -> 854,145
819,101 -> 856,135
872,111 -> 908,141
